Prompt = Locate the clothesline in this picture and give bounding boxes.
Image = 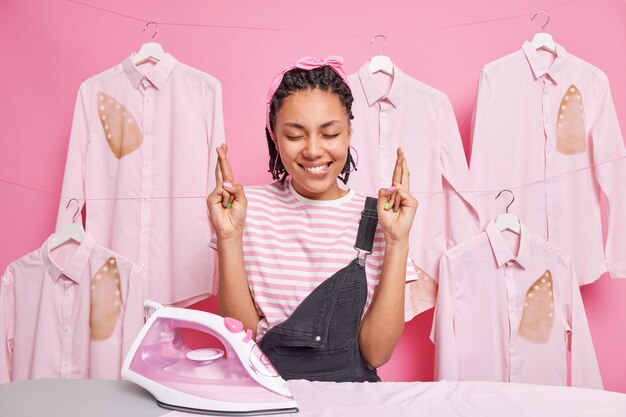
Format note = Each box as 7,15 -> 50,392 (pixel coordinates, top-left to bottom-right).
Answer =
67,0 -> 583,38
1,155 -> 623,201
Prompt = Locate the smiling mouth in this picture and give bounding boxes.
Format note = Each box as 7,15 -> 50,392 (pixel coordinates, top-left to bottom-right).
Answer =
300,163 -> 331,174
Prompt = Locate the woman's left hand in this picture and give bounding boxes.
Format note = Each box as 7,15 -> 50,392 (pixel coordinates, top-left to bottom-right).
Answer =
377,148 -> 418,242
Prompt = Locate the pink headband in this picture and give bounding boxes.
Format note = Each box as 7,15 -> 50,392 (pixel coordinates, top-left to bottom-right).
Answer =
266,55 -> 350,141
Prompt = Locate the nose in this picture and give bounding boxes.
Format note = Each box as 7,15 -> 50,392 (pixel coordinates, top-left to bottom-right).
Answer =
302,137 -> 324,159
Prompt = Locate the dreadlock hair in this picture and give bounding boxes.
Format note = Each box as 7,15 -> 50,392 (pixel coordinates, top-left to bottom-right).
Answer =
267,66 -> 356,184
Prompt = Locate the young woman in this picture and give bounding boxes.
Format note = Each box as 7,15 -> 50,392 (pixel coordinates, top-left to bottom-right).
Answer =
207,56 -> 418,382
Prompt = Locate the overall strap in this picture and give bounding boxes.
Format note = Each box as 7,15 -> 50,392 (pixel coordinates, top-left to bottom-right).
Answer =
354,197 -> 378,264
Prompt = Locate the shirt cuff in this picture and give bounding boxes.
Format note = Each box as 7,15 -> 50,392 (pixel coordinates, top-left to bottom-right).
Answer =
208,233 -> 218,250
607,260 -> 626,279
404,280 -> 437,321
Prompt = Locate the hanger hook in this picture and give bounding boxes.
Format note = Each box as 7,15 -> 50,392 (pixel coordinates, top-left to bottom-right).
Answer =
495,189 -> 515,214
143,21 -> 159,42
66,198 -> 81,223
531,11 -> 550,32
369,34 -> 388,56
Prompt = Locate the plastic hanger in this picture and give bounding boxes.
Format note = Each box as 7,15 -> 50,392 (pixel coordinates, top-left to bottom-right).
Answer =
530,11 -> 556,53
132,21 -> 165,65
51,199 -> 85,249
368,34 -> 394,76
494,189 -> 521,234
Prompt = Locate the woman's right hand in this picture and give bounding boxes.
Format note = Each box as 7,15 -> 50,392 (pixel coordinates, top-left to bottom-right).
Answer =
207,143 -> 247,240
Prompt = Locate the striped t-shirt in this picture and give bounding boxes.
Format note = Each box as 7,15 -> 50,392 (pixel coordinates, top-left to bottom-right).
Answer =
214,179 -> 418,341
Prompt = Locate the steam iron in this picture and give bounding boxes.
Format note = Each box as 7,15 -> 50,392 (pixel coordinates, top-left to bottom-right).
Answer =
122,301 -> 299,415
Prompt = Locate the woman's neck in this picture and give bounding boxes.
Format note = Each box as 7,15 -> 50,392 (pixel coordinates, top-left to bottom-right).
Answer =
290,180 -> 349,201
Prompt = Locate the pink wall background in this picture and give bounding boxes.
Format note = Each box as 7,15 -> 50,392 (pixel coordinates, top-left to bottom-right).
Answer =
1,0 -> 625,391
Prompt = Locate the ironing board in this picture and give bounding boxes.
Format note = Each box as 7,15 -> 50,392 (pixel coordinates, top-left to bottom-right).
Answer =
1,379 -> 626,417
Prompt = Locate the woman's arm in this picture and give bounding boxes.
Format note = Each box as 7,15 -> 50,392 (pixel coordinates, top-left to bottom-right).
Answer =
359,238 -> 409,367
216,235 -> 260,337
359,148 -> 418,368
207,144 -> 261,337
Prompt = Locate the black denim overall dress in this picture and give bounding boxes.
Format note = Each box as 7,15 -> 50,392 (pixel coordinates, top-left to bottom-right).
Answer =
259,197 -> 380,382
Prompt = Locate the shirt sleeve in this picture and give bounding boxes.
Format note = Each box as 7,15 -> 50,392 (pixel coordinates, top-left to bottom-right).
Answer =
208,234 -> 219,295
468,70 -> 494,231
567,265 -> 603,389
208,233 -> 218,251
438,96 -> 481,248
206,78 -> 226,196
431,253 -> 459,381
206,80 -> 226,296
0,267 -> 15,383
121,264 -> 145,362
591,73 -> 626,279
55,84 -> 90,230
469,70 -> 492,173
404,259 -> 437,321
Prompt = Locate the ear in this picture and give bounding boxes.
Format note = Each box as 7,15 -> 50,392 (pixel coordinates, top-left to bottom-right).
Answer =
273,139 -> 279,152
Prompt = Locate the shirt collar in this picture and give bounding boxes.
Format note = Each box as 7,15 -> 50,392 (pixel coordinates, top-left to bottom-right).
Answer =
122,53 -> 177,90
42,233 -> 97,284
356,61 -> 406,107
521,40 -> 566,84
485,220 -> 530,269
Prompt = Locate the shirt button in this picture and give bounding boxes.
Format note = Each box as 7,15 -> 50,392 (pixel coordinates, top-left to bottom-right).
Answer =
144,162 -> 149,168
140,264 -> 146,269
142,229 -> 148,234
143,195 -> 148,200
63,325 -> 71,333
63,362 -> 69,368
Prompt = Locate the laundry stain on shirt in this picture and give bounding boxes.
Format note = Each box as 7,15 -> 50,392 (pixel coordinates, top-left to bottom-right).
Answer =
556,85 -> 586,155
519,270 -> 555,344
97,92 -> 143,159
90,257 -> 122,341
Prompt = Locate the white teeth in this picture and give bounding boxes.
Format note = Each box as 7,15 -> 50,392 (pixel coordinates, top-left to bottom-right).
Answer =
304,164 -> 329,173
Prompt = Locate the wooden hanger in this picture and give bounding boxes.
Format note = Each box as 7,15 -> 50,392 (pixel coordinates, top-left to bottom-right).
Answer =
50,199 -> 85,249
132,21 -> 165,65
530,11 -> 556,53
494,189 -> 520,234
368,34 -> 394,76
